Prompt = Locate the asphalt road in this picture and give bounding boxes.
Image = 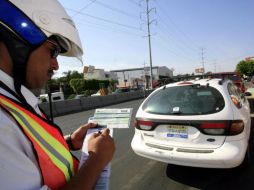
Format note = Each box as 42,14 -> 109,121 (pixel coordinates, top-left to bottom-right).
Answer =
54,98 -> 254,190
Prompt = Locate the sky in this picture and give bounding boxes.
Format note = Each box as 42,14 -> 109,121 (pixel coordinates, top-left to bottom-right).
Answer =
55,0 -> 254,78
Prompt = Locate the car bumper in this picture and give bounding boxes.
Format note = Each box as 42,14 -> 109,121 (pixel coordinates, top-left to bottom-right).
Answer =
131,131 -> 247,168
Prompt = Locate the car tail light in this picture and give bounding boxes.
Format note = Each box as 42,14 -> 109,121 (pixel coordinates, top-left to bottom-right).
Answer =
229,120 -> 244,135
200,122 -> 226,135
199,121 -> 244,135
135,120 -> 154,130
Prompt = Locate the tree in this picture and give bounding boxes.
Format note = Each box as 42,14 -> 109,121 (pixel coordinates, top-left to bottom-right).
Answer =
236,60 -> 254,76
56,71 -> 83,96
63,70 -> 83,81
69,79 -> 85,94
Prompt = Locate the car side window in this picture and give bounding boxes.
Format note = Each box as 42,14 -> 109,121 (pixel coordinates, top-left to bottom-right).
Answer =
228,83 -> 242,108
228,83 -> 239,98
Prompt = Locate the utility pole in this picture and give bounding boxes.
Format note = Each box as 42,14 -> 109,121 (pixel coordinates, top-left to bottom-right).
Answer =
213,60 -> 217,73
123,71 -> 126,87
143,62 -> 147,98
145,0 -> 154,89
201,48 -> 205,78
143,62 -> 147,89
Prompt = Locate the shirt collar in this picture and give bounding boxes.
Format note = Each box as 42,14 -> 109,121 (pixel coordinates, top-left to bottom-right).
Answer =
0,70 -> 39,109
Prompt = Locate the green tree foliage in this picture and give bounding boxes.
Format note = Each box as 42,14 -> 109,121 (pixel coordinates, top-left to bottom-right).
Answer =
69,79 -> 112,94
63,70 -> 83,80
50,70 -> 117,97
69,79 -> 85,94
52,71 -> 83,96
236,60 -> 254,76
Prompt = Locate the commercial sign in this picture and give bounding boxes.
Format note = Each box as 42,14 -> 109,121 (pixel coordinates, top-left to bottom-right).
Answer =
195,68 -> 205,74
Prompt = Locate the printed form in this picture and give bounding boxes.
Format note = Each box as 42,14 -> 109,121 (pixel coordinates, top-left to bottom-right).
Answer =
79,108 -> 133,190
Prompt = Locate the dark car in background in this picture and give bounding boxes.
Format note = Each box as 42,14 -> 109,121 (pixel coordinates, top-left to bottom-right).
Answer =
208,72 -> 245,93
113,88 -> 130,94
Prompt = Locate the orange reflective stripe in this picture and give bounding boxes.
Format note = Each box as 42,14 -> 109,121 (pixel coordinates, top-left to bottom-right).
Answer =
0,94 -> 78,189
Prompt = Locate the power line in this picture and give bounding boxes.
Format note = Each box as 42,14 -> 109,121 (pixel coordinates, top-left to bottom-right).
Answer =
154,1 -> 200,51
128,0 -> 140,6
66,8 -> 141,31
156,24 -> 199,60
155,34 -> 199,63
88,0 -> 140,19
157,14 -> 199,54
75,19 -> 143,37
154,1 -> 229,65
71,0 -> 96,18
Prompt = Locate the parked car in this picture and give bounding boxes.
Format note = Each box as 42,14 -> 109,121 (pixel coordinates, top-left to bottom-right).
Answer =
39,92 -> 64,102
130,87 -> 142,92
113,88 -> 130,94
131,79 -> 251,168
91,90 -> 101,97
208,72 -> 245,93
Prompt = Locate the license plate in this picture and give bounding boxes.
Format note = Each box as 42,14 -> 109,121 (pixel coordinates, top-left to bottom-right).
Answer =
166,125 -> 188,139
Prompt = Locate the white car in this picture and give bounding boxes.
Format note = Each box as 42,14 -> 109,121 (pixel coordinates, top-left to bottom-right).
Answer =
91,90 -> 101,97
131,79 -> 251,168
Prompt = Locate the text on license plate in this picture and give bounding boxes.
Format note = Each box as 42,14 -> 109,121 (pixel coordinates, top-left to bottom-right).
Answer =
166,125 -> 188,139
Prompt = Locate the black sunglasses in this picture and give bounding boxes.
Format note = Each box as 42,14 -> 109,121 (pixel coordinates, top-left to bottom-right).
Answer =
47,39 -> 61,59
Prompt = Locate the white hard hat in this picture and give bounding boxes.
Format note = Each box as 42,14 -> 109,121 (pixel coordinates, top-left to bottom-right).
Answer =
8,0 -> 83,57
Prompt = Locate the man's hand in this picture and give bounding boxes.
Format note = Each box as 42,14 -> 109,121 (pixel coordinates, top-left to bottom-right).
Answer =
63,128 -> 115,190
66,122 -> 97,150
88,128 -> 115,168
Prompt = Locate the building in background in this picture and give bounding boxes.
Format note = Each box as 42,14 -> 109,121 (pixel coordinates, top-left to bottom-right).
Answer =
245,57 -> 254,61
83,65 -> 118,81
111,66 -> 173,89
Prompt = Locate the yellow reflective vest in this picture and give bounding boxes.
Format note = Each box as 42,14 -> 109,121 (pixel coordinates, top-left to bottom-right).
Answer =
0,93 -> 79,190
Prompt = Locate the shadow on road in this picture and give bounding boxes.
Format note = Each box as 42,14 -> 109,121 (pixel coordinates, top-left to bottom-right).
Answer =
166,117 -> 254,190
166,164 -> 254,190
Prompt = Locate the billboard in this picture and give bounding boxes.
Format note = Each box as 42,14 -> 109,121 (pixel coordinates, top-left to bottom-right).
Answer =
195,68 -> 204,74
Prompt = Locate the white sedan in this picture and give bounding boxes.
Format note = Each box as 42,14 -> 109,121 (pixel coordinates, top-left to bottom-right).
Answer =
131,79 -> 251,168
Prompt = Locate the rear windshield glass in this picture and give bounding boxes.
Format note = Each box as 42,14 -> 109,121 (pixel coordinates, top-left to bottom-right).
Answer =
142,85 -> 225,115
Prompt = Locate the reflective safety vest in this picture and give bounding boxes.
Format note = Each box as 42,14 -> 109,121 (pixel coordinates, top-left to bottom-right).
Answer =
0,93 -> 79,190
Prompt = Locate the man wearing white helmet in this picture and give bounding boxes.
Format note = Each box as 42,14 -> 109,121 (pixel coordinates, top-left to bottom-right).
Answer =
0,0 -> 115,189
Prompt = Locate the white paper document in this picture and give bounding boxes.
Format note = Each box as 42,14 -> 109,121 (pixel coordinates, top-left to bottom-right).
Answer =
79,127 -> 113,190
92,108 -> 133,128
79,108 -> 133,190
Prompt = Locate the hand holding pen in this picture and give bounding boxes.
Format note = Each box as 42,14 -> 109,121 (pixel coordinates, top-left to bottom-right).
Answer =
88,128 -> 115,168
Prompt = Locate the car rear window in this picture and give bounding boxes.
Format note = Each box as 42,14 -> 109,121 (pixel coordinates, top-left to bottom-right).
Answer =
142,85 -> 225,115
